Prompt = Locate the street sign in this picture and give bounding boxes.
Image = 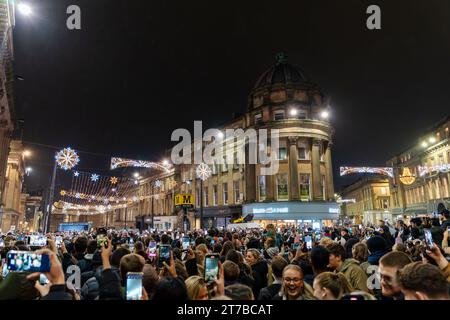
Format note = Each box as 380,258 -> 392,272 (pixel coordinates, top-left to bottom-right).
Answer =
175,194 -> 194,206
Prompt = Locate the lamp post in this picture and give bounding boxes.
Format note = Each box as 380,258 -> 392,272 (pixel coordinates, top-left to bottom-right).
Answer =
196,163 -> 211,230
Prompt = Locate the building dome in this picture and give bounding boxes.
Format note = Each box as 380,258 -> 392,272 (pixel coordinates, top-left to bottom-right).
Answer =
253,52 -> 310,90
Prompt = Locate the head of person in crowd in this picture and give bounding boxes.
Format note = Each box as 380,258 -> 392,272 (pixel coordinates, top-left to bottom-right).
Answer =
74,236 -> 88,255
392,243 -> 407,253
222,260 -> 240,285
352,242 -> 369,264
245,248 -> 263,266
119,253 -> 145,284
185,276 -> 208,300
379,251 -> 412,299
366,235 -> 387,265
225,284 -> 254,300
111,247 -> 131,268
212,243 -> 222,254
398,262 -> 449,300
160,234 -> 170,245
313,272 -> 353,300
319,237 -> 333,248
142,264 -> 159,298
310,246 -> 330,275
220,241 -> 234,258
152,276 -> 188,301
174,260 -> 189,281
196,243 -> 208,256
280,264 -> 313,300
327,243 -> 347,270
344,238 -> 358,259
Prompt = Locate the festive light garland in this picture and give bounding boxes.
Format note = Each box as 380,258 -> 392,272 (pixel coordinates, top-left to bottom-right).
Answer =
418,164 -> 450,177
110,157 -> 172,172
339,166 -> 394,178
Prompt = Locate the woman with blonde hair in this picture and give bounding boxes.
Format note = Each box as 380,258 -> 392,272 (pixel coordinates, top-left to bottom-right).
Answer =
274,264 -> 315,300
312,272 -> 353,300
185,276 -> 209,300
245,248 -> 268,298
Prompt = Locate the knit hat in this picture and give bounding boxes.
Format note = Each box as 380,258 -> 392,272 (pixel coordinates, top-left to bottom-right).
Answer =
266,246 -> 279,259
366,235 -> 387,253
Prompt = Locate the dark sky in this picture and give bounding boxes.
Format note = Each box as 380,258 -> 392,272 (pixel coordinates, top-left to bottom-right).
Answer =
13,0 -> 450,192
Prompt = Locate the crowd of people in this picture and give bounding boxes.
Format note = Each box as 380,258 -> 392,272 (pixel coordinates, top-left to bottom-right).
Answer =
0,206 -> 449,300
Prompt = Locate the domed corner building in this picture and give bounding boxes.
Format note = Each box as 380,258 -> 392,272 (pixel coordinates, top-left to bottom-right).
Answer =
175,53 -> 341,231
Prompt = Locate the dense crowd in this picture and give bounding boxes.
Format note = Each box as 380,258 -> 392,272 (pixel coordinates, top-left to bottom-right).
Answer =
0,206 -> 449,300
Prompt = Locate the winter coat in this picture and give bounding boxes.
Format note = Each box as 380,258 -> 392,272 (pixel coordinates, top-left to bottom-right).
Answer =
336,258 -> 368,292
258,282 -> 281,300
250,260 -> 268,298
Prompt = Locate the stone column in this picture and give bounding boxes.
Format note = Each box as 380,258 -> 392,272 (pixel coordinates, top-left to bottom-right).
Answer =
265,174 -> 275,201
324,143 -> 334,201
288,137 -> 299,200
245,164 -> 256,202
311,138 -> 323,201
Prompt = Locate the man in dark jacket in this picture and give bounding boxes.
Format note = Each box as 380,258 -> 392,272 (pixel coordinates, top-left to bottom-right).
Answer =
258,256 -> 287,300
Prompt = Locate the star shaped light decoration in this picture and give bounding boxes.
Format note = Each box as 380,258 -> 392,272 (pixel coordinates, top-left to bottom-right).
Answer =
110,176 -> 118,184
196,163 -> 212,181
60,190 -> 66,196
75,193 -> 81,199
55,147 -> 80,171
91,173 -> 100,182
73,171 -> 80,177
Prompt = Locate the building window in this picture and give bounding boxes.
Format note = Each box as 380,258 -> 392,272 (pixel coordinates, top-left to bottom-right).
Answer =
233,151 -> 239,169
222,155 -> 228,172
254,113 -> 263,125
204,187 -> 209,206
213,185 -> 218,205
299,173 -> 310,201
298,147 -> 306,160
277,174 -> 288,200
297,111 -> 307,120
258,176 -> 266,201
274,110 -> 285,121
382,199 -> 389,209
278,147 -> 287,160
223,183 -> 228,204
233,181 -> 240,203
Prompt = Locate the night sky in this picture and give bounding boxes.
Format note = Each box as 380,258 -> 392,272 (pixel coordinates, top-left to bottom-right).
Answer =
13,0 -> 450,193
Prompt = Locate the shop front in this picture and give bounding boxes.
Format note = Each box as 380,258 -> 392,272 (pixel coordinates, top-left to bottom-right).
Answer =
242,201 -> 340,230
194,205 -> 242,229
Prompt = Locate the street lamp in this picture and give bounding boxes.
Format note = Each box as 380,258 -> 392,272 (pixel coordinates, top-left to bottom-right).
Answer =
23,150 -> 31,157
320,110 -> 329,119
289,109 -> 298,117
17,3 -> 32,16
25,167 -> 32,176
196,163 -> 212,230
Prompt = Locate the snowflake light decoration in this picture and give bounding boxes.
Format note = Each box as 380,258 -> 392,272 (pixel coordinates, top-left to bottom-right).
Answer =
73,171 -> 80,177
196,163 -> 212,181
91,174 -> 99,182
154,180 -> 162,188
110,176 -> 118,184
60,190 -> 66,196
75,193 -> 81,199
55,147 -> 79,170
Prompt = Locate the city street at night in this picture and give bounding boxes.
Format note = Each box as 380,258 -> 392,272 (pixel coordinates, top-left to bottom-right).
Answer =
0,0 -> 449,311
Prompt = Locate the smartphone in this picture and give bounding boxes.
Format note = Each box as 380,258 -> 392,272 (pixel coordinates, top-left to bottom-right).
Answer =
158,245 -> 171,269
97,234 -> 108,249
305,235 -> 312,250
2,261 -> 8,278
424,230 -> 434,247
182,237 -> 190,251
315,233 -> 321,241
7,251 -> 51,272
204,254 -> 219,283
55,236 -> 63,248
28,235 -> 47,247
39,273 -> 50,286
126,272 -> 143,300
0,239 -> 4,248
148,241 -> 157,258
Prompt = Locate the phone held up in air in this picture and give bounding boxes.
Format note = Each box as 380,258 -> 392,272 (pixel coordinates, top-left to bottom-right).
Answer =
7,251 -> 51,272
424,230 -> 434,248
204,253 -> 219,283
182,237 -> 190,251
148,241 -> 157,258
305,235 -> 312,250
158,244 -> 171,269
39,273 -> 50,286
126,272 -> 143,300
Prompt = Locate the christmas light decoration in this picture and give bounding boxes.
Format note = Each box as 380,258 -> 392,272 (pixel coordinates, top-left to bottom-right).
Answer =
154,180 -> 162,188
399,167 -> 416,185
196,163 -> 212,181
55,147 -> 80,170
91,174 -> 99,182
418,164 -> 450,177
74,171 -> 80,177
110,157 -> 172,172
110,177 -> 118,184
339,166 -> 393,178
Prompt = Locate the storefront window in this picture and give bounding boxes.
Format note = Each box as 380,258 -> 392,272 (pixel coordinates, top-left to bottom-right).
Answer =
277,174 -> 288,200
299,173 -> 310,201
278,147 -> 287,160
233,181 -> 240,203
258,176 -> 266,201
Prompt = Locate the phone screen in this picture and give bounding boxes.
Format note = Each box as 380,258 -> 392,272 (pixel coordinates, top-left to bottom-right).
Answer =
148,241 -> 157,257
97,234 -> 108,249
28,235 -> 47,247
0,239 -> 4,248
204,254 -> 219,283
55,236 -> 62,248
7,251 -> 51,272
424,230 -> 433,247
126,272 -> 143,300
305,236 -> 312,250
315,233 -> 321,241
39,274 -> 50,285
158,245 -> 171,268
182,237 -> 190,250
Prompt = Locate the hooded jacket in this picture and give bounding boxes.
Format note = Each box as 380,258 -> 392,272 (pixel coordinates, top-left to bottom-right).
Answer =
336,258 -> 368,292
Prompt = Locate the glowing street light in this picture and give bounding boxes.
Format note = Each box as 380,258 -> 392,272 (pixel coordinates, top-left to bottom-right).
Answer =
23,150 -> 31,157
25,167 -> 32,176
428,136 -> 436,144
217,131 -> 224,139
289,109 -> 298,116
133,172 -> 140,178
320,110 -> 329,119
17,3 -> 32,16
421,141 -> 428,148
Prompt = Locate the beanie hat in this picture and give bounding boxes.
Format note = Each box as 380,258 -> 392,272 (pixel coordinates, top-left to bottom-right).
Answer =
366,235 -> 387,253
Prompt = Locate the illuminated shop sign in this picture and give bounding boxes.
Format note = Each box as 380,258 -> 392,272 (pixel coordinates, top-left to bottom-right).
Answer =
252,207 -> 289,214
329,207 -> 340,214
